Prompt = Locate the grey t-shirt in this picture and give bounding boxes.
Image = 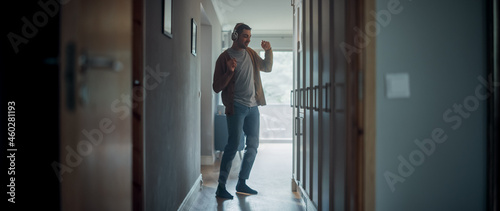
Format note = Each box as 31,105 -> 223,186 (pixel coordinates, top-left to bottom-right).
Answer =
227,48 -> 257,107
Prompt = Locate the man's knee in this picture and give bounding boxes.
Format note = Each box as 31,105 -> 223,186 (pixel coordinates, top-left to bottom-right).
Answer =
224,141 -> 240,153
245,136 -> 259,149
245,145 -> 258,155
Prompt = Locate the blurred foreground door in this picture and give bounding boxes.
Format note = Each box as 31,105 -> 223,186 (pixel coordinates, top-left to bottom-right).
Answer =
59,0 -> 133,210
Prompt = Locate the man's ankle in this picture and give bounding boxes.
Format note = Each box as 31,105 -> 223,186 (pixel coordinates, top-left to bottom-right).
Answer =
236,181 -> 258,195
216,183 -> 234,199
218,183 -> 226,189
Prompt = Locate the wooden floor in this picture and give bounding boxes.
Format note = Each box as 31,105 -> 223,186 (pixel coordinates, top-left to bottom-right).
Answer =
191,143 -> 305,211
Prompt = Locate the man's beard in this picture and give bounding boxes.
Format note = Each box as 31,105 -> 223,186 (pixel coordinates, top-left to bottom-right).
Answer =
239,41 -> 249,49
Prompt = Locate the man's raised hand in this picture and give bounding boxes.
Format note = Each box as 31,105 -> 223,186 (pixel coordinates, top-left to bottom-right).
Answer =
261,40 -> 271,51
227,58 -> 237,72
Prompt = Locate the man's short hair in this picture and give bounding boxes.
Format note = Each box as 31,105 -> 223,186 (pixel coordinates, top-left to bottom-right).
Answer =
235,23 -> 251,35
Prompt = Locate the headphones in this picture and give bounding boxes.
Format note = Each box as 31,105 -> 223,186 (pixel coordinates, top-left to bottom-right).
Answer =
231,23 -> 244,41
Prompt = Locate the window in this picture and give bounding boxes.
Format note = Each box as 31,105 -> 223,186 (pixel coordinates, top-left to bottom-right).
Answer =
259,51 -> 293,105
259,50 -> 293,142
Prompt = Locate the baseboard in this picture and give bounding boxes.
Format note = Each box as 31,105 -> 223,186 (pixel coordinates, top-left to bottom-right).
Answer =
291,177 -> 298,192
201,155 -> 215,165
177,174 -> 203,211
294,179 -> 318,211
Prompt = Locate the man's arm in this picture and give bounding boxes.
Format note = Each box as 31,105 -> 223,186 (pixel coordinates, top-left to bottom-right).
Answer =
260,40 -> 273,72
212,54 -> 235,93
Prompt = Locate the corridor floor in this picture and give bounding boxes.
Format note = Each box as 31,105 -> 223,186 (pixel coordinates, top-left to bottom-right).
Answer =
190,143 -> 305,211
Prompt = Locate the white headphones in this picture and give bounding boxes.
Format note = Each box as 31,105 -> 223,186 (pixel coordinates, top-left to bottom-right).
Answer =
231,23 -> 244,41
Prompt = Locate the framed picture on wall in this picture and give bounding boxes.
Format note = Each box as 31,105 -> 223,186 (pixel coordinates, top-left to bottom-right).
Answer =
163,0 -> 173,38
191,18 -> 197,56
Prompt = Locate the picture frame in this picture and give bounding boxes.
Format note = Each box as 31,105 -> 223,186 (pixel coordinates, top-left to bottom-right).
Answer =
163,0 -> 173,38
191,18 -> 197,56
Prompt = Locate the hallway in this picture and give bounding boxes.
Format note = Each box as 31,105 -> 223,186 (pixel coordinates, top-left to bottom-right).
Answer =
2,0 -> 498,210
191,143 -> 304,211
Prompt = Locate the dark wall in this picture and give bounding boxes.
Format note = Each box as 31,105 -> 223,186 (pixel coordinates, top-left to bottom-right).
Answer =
1,1 -> 60,210
144,0 -> 201,210
375,0 -> 488,210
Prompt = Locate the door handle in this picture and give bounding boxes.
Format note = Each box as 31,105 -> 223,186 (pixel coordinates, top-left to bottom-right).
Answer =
79,52 -> 123,72
323,83 -> 331,113
305,88 -> 308,110
64,42 -> 76,111
76,51 -> 123,106
294,116 -> 303,136
299,88 -> 303,109
313,86 -> 319,111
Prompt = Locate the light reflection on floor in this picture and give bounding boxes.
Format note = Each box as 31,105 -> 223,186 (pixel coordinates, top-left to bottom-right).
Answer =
192,143 -> 304,211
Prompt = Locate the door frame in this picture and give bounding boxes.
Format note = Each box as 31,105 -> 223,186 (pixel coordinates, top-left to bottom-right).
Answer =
487,0 -> 499,210
132,0 -> 145,210
361,0 -> 376,210
345,0 -> 376,210
346,0 -> 377,209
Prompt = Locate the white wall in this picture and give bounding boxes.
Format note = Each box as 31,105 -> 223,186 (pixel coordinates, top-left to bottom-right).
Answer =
200,0 -> 222,165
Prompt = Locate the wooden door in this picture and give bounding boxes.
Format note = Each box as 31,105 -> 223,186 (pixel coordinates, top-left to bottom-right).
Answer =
59,0 -> 133,210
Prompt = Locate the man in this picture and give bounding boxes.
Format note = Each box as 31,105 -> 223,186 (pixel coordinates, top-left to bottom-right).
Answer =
212,23 -> 273,199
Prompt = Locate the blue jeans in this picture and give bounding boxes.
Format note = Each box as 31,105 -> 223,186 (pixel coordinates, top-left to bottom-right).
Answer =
218,102 -> 260,185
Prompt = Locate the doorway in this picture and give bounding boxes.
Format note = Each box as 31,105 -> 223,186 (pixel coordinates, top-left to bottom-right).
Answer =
200,4 -> 215,166
259,50 -> 294,143
198,35 -> 299,210
197,2 -> 298,208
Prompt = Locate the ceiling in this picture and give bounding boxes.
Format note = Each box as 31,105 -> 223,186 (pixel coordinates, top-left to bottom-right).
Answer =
211,0 -> 294,35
